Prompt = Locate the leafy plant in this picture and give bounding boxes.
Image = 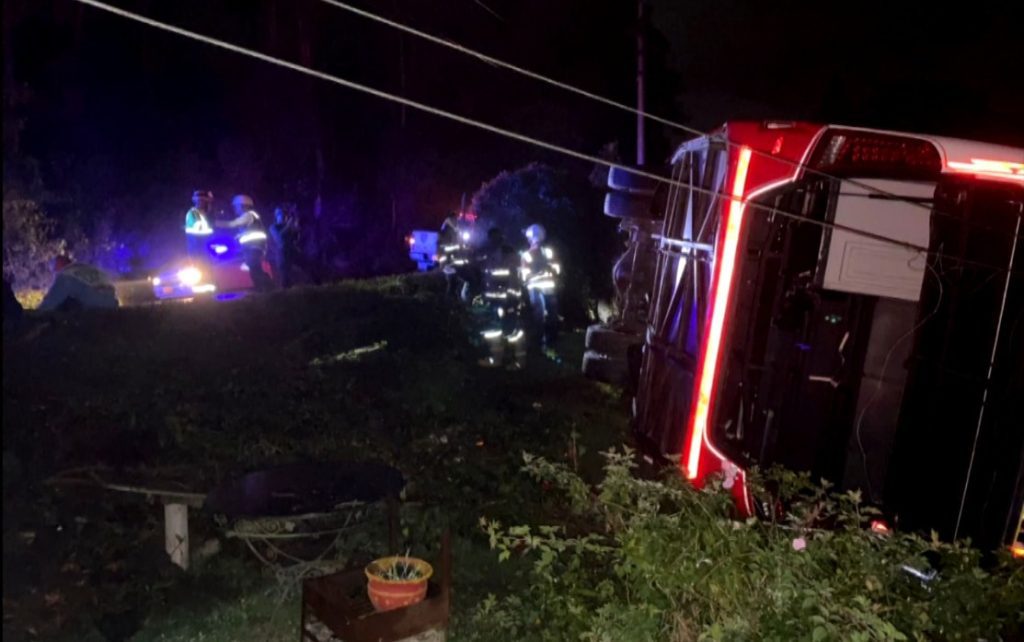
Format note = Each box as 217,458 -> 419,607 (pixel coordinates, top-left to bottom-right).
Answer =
470,449 -> 1024,642
371,553 -> 428,582
2,197 -> 65,294
368,552 -> 428,581
2,276 -> 628,639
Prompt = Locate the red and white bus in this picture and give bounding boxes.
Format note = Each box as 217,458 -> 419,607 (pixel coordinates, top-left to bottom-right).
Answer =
632,121 -> 1023,554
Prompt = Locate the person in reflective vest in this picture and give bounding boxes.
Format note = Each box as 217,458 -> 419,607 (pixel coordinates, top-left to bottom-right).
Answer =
437,213 -> 466,299
520,223 -> 561,349
184,190 -> 214,260
478,227 -> 526,367
218,194 -> 274,292
438,212 -> 477,301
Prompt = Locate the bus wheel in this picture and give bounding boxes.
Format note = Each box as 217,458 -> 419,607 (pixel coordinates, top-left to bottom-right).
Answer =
582,349 -> 629,385
585,324 -> 640,359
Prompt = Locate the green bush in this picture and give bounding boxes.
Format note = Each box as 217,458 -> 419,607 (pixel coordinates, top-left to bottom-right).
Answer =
469,163 -> 620,327
469,450 -> 1024,642
3,197 -> 65,293
13,287 -> 45,310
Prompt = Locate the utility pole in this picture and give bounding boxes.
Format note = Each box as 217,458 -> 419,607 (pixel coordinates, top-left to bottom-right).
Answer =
636,0 -> 646,167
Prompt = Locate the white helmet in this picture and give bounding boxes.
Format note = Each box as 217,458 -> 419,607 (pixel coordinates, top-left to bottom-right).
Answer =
231,194 -> 255,210
524,223 -> 546,244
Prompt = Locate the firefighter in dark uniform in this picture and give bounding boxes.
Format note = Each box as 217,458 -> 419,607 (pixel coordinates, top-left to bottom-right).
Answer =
437,213 -> 470,300
478,227 -> 526,368
269,206 -> 310,289
520,223 -> 561,350
218,194 -> 274,292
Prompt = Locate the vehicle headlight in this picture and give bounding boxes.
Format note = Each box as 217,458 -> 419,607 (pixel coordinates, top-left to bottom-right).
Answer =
177,266 -> 202,286
152,276 -> 162,286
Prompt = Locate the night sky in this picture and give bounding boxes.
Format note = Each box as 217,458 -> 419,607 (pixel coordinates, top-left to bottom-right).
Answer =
4,0 -> 1023,263
654,0 -> 1024,143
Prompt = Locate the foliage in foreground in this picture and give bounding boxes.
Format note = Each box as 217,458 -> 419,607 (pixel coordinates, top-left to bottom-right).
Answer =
3,276 -> 627,639
471,450 -> 1024,642
3,197 -> 66,292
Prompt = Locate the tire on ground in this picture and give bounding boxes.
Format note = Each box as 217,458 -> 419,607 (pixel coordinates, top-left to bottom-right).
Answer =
604,191 -> 654,219
585,324 -> 641,359
607,166 -> 658,196
581,349 -> 629,386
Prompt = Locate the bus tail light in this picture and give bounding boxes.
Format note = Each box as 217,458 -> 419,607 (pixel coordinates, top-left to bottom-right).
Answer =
809,130 -> 941,179
946,158 -> 1024,182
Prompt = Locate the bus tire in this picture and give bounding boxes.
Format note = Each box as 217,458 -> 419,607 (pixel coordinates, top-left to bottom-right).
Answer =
607,166 -> 657,196
582,349 -> 629,385
585,324 -> 640,359
604,191 -> 654,219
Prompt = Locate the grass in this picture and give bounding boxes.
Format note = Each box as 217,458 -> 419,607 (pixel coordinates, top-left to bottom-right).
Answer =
3,272 -> 628,640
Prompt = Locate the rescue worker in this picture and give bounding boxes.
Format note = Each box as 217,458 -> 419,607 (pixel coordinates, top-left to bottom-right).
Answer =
217,194 -> 274,292
184,190 -> 214,260
269,205 -> 320,287
520,223 -> 561,350
478,228 -> 526,368
268,206 -> 303,289
38,254 -> 119,312
437,213 -> 462,298
437,212 -> 473,300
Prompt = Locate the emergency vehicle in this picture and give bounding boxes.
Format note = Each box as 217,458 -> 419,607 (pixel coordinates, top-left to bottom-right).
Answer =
407,230 -> 440,272
152,229 -> 271,300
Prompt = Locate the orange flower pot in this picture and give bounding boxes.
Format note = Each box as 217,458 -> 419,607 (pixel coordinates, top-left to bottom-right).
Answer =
365,557 -> 433,612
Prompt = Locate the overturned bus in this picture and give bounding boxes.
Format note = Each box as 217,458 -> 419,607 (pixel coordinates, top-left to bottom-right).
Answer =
623,121 -> 1023,555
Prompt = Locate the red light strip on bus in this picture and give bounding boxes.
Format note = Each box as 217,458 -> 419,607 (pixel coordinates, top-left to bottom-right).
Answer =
870,520 -> 891,534
684,146 -> 752,479
947,158 -> 1024,182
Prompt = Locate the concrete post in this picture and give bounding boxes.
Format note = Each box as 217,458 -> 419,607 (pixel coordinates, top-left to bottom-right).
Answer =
164,503 -> 190,570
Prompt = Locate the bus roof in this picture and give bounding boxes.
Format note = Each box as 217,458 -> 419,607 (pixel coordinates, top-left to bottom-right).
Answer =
672,121 -> 1024,184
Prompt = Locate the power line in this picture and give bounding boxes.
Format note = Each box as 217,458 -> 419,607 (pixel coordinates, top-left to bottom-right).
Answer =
468,0 -> 503,21
316,0 -> 1017,225
70,0 -> 1021,276
60,1 -> 725,205
319,0 -> 661,123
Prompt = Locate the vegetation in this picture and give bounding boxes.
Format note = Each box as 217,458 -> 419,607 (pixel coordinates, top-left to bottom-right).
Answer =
368,556 -> 430,582
470,452 -> 1024,641
2,196 -> 66,297
2,273 -> 626,640
4,275 -> 1020,641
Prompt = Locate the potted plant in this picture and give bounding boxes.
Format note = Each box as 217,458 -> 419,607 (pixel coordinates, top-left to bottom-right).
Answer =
364,553 -> 433,612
